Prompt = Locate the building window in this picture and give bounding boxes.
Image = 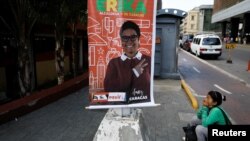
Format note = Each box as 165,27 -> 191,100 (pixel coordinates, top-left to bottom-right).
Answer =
197,39 -> 201,45
191,15 -> 195,21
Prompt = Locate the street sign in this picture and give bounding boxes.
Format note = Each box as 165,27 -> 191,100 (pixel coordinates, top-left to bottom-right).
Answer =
225,43 -> 236,49
225,43 -> 236,64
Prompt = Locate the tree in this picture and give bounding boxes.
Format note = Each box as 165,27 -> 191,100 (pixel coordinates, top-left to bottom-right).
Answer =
68,0 -> 87,77
46,0 -> 71,84
46,0 -> 87,83
0,0 -> 46,96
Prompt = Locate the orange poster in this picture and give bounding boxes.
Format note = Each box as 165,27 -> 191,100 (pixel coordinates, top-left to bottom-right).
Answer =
87,0 -> 157,109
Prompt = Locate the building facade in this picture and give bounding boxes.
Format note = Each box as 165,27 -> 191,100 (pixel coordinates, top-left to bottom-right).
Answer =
212,0 -> 250,43
181,7 -> 200,35
181,5 -> 221,35
199,5 -> 221,34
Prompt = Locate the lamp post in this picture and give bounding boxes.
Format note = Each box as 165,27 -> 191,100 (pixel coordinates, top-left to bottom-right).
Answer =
157,0 -> 162,10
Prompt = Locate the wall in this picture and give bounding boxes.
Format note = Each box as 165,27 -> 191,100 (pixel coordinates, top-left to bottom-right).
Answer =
0,67 -> 6,91
213,0 -> 244,14
183,9 -> 199,34
200,9 -> 222,33
36,56 -> 71,86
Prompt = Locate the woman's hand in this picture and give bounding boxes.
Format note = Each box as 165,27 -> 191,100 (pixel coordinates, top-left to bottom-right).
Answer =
202,98 -> 209,107
133,58 -> 148,76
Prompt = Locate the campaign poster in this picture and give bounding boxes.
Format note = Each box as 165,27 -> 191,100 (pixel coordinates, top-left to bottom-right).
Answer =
87,0 -> 157,109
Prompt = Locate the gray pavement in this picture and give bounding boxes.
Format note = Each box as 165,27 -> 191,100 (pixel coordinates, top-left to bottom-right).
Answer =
142,79 -> 195,141
0,80 -> 195,141
0,87 -> 107,141
205,44 -> 250,85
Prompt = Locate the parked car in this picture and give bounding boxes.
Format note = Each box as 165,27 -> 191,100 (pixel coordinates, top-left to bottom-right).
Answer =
180,34 -> 194,51
191,34 -> 222,59
182,39 -> 192,52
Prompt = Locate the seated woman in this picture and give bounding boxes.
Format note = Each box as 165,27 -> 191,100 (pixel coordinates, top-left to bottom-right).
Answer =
189,91 -> 231,141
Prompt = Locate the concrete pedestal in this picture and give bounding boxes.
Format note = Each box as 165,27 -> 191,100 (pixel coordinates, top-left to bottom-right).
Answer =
93,108 -> 150,141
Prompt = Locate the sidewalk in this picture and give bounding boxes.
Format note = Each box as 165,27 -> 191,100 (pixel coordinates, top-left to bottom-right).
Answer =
236,44 -> 250,48
0,87 -> 107,141
142,79 -> 195,141
0,80 -> 195,141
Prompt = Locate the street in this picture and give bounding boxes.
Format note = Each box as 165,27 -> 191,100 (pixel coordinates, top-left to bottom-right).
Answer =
205,45 -> 250,84
178,48 -> 250,124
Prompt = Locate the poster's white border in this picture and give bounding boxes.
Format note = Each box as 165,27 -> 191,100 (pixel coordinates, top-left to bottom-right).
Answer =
150,0 -> 157,103
86,102 -> 160,109
86,0 -> 159,110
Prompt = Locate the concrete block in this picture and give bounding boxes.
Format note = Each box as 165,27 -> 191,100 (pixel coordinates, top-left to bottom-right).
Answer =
93,108 -> 150,141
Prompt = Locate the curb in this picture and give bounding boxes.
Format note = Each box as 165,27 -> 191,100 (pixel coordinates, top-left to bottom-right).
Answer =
181,79 -> 199,110
0,73 -> 89,125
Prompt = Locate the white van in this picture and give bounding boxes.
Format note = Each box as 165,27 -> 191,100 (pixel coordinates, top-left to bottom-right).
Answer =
191,34 -> 222,59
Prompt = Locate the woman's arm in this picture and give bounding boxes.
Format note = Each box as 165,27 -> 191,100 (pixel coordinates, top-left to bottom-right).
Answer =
196,106 -> 204,119
201,107 -> 221,127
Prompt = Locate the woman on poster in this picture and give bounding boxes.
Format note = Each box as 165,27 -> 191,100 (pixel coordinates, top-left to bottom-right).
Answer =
104,21 -> 151,104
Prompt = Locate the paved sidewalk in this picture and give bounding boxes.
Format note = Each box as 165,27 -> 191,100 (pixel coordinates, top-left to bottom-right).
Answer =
205,44 -> 250,85
237,44 -> 250,48
0,87 -> 107,141
0,80 -> 195,141
143,79 -> 195,141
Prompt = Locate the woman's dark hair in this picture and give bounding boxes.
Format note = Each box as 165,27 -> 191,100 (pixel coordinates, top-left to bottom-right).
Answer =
120,21 -> 140,38
208,91 -> 226,106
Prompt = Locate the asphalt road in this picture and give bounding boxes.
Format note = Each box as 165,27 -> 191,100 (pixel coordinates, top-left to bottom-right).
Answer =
178,49 -> 250,124
205,45 -> 250,84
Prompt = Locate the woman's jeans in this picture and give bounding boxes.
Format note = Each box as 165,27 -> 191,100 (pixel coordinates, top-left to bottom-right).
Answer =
191,116 -> 208,141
